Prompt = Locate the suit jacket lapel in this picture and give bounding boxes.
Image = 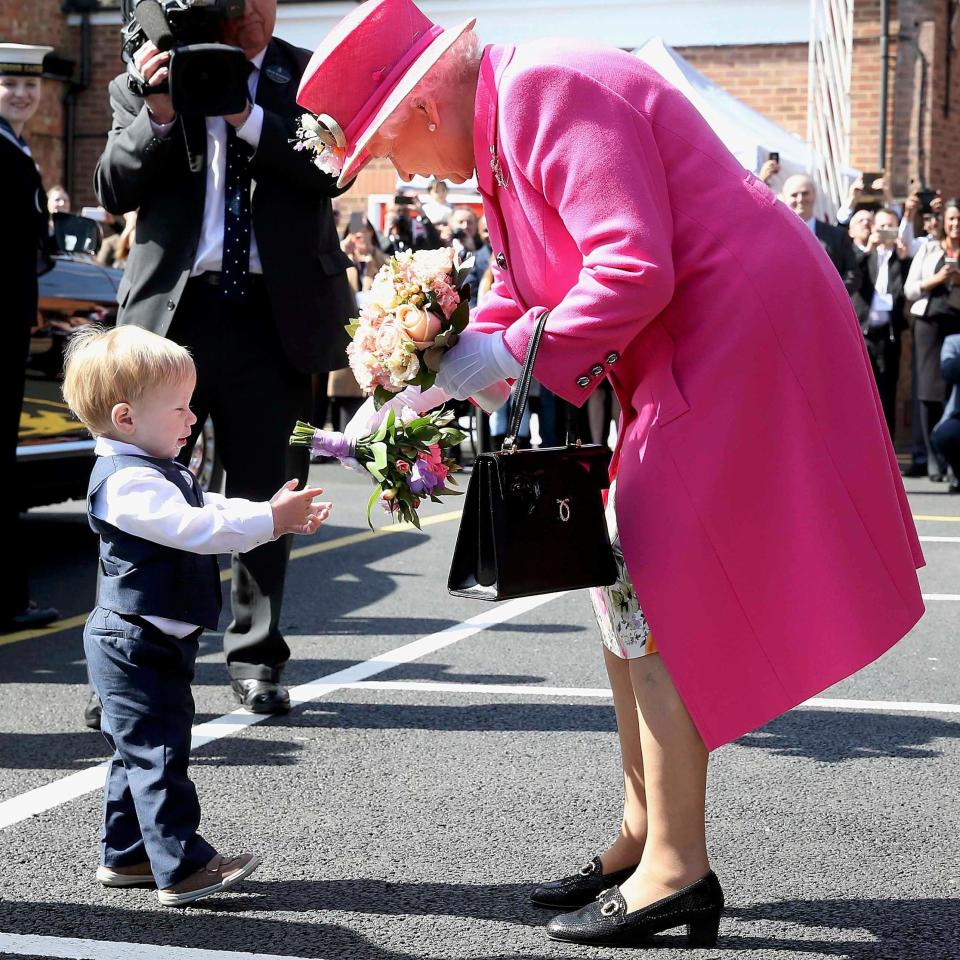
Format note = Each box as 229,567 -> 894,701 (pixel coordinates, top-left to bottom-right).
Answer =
256,39 -> 293,117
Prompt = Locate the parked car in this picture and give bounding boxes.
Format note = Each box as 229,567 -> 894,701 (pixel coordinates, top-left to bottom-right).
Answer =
17,214 -> 222,510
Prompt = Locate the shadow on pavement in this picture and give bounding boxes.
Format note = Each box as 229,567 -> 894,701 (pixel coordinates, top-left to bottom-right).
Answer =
291,700 -> 617,734
734,709 -> 960,762
0,897 -> 558,960
724,896 -> 960,958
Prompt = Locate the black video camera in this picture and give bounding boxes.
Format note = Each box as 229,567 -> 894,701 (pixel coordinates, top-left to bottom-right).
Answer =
121,0 -> 249,116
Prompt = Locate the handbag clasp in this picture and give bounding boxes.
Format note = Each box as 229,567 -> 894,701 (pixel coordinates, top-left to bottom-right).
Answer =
557,498 -> 571,522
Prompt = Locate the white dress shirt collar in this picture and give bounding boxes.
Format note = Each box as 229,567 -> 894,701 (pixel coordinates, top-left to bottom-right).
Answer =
806,216 -> 818,235
94,436 -> 162,459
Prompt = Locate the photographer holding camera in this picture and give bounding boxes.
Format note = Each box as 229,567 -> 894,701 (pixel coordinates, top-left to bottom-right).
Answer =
382,194 -> 440,255
93,0 -> 354,717
850,208 -> 911,438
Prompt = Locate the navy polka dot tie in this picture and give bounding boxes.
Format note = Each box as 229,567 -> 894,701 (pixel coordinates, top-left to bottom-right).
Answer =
222,121 -> 253,302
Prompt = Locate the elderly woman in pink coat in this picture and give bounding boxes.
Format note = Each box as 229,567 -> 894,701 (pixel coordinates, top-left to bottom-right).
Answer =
298,0 -> 924,948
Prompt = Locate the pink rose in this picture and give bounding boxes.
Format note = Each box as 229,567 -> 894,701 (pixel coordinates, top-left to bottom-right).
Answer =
396,460 -> 410,475
396,303 -> 443,349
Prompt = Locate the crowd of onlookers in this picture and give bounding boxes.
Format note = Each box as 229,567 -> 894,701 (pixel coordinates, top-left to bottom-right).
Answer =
758,160 -> 960,487
59,169 -> 960,472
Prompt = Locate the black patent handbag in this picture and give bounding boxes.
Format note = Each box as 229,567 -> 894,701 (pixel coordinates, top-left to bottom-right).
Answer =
447,311 -> 618,601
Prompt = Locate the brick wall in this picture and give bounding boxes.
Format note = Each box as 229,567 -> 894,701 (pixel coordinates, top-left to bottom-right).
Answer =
675,42 -> 810,140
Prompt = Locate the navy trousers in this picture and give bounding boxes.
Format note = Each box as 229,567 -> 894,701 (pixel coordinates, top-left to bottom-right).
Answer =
84,607 -> 216,888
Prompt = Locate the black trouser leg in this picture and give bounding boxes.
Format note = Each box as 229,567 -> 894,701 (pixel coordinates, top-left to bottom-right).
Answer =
920,400 -> 947,477
170,279 -> 311,682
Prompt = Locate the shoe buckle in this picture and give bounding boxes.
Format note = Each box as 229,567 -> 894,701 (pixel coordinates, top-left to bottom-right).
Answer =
578,861 -> 596,877
600,898 -> 621,917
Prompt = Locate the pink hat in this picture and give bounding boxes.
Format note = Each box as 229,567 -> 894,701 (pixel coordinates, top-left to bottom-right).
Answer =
297,0 -> 475,188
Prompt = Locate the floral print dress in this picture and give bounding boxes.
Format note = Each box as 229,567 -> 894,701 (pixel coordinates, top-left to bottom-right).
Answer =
589,480 -> 658,660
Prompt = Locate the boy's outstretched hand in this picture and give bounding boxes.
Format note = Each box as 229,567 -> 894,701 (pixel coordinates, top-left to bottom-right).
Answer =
270,480 -> 332,537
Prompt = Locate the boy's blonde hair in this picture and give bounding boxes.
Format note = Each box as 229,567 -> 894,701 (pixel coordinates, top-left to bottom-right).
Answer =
62,325 -> 195,436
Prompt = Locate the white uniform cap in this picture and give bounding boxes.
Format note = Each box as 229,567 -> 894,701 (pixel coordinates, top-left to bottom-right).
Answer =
0,43 -> 53,77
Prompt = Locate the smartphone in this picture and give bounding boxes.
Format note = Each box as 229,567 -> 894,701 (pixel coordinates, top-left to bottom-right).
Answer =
877,227 -> 899,243
768,151 -> 779,164
917,189 -> 937,214
347,211 -> 365,234
860,172 -> 884,200
393,194 -> 414,205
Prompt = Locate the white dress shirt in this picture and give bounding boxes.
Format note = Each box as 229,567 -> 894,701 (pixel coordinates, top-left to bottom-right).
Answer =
868,246 -> 895,327
90,436 -> 275,636
149,48 -> 266,276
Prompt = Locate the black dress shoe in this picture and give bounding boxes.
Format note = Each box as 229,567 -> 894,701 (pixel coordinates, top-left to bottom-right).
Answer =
3,601 -> 59,632
84,691 -> 102,731
230,679 -> 290,714
530,856 -> 638,910
545,871 -> 724,948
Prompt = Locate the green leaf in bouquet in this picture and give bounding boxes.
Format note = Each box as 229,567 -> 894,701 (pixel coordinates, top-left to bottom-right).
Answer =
365,461 -> 385,483
371,441 -> 389,475
365,484 -> 382,530
423,346 -> 446,373
373,385 -> 395,410
434,485 -> 464,497
449,298 -> 470,334
458,283 -> 471,303
345,321 -> 360,337
439,427 -> 467,446
410,425 -> 441,444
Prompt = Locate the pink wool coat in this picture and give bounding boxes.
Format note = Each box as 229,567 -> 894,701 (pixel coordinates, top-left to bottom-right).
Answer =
471,41 -> 925,750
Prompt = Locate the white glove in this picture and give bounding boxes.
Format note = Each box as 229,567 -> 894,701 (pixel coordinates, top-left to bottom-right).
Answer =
343,386 -> 452,441
435,329 -> 523,400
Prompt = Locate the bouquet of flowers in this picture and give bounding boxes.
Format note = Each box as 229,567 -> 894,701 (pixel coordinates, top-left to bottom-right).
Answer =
344,247 -> 509,413
289,407 -> 466,529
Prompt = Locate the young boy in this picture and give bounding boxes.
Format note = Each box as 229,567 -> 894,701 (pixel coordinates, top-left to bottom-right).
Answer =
62,325 -> 331,907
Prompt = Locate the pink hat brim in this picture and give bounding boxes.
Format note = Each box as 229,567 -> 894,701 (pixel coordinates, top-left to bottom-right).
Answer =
336,17 -> 477,188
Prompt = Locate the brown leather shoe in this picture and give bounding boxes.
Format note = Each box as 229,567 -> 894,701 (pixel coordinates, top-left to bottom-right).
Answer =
96,861 -> 155,887
157,852 -> 260,907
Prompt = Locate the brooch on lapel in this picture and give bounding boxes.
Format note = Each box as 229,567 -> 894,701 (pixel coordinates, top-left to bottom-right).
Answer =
490,144 -> 509,189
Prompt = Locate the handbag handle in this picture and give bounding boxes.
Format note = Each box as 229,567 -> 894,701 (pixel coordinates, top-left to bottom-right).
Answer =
503,310 -> 551,453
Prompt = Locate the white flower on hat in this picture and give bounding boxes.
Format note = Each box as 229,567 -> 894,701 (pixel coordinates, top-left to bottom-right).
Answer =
292,112 -> 346,177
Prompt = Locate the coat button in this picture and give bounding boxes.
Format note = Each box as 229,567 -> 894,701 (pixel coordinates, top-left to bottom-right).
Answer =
495,252 -> 507,270
606,352 -> 620,365
591,364 -> 604,377
576,375 -> 591,388
166,300 -> 176,311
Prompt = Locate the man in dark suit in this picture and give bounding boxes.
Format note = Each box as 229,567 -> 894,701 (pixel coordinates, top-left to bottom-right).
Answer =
94,0 -> 354,714
781,174 -> 859,295
850,208 -> 911,437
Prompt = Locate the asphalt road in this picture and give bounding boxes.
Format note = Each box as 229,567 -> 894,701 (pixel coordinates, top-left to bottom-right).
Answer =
0,464 -> 957,960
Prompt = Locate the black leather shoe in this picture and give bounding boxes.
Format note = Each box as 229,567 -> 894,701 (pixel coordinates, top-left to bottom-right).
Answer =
530,856 -> 638,910
545,871 -> 724,948
230,679 -> 290,714
3,601 -> 59,632
84,691 -> 102,731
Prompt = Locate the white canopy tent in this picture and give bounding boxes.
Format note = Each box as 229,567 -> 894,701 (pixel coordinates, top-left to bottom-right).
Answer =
634,37 -> 855,219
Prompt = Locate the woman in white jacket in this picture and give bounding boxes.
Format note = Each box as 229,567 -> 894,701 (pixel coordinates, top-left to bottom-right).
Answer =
904,198 -> 960,479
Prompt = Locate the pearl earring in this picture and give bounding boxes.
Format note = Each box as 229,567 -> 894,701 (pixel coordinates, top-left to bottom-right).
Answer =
428,123 -> 437,132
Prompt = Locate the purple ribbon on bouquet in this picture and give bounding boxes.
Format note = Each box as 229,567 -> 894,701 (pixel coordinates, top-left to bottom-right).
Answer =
310,430 -> 356,461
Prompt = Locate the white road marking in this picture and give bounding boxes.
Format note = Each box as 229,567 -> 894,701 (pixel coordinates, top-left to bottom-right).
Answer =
0,593 -> 565,832
0,934 -> 325,960
922,593 -> 960,601
345,680 -> 960,716
918,536 -> 960,542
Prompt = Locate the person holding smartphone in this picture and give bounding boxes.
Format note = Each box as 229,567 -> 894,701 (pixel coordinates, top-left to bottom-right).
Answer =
905,198 -> 960,479
851,208 -> 911,437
